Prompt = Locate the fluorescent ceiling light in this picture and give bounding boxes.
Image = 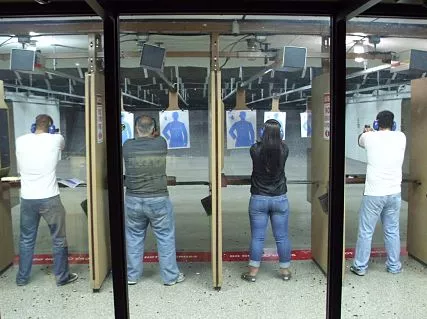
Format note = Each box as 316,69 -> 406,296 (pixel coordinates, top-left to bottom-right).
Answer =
35,35 -> 53,46
353,41 -> 365,54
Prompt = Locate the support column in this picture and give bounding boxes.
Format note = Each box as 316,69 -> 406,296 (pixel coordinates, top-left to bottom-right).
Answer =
0,80 -> 13,273
407,77 -> 427,264
103,12 -> 129,317
327,15 -> 346,319
0,81 -> 11,177
321,35 -> 330,73
86,33 -> 112,292
209,32 -> 223,289
310,74 -> 330,273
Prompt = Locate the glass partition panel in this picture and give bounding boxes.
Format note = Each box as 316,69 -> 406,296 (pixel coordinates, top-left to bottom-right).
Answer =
343,16 -> 427,318
220,16 -> 330,318
0,16 -> 116,318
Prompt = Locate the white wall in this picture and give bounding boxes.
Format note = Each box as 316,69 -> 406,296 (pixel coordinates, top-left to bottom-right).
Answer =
345,93 -> 405,163
9,92 -> 60,139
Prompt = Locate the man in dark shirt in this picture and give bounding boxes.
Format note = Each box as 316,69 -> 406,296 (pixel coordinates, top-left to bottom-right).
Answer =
123,115 -> 184,286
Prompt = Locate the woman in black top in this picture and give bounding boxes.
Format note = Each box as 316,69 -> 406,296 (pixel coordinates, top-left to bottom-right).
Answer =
241,119 -> 292,282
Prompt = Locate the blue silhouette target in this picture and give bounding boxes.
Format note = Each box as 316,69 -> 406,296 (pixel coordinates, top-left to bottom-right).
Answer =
226,110 -> 256,149
300,111 -> 312,138
160,110 -> 190,149
121,111 -> 134,145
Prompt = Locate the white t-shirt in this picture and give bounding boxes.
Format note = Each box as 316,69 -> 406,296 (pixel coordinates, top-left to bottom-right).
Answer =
16,133 -> 65,200
358,130 -> 406,196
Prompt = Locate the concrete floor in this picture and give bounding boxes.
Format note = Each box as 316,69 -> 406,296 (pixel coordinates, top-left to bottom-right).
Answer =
1,154 -> 418,319
1,257 -> 427,319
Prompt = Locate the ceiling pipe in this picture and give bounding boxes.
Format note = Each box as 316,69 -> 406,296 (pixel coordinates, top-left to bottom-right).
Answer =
122,92 -> 160,107
4,83 -> 83,99
154,70 -> 189,107
4,83 -> 159,107
222,61 -> 279,101
245,64 -> 394,106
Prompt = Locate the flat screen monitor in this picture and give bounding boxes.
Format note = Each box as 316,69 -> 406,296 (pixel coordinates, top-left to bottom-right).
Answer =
277,46 -> 307,72
10,49 -> 36,71
139,43 -> 166,71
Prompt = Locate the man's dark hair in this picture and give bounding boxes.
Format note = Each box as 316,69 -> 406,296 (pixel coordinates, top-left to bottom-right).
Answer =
376,110 -> 394,130
135,115 -> 155,136
35,114 -> 53,132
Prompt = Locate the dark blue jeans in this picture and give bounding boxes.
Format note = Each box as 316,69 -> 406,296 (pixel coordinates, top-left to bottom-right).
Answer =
16,195 -> 70,285
248,194 -> 291,268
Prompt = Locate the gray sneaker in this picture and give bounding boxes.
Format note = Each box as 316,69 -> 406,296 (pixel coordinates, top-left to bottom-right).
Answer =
57,273 -> 79,286
164,273 -> 185,286
350,265 -> 366,276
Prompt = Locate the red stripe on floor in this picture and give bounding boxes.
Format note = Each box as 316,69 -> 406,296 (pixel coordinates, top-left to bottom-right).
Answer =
12,247 -> 408,265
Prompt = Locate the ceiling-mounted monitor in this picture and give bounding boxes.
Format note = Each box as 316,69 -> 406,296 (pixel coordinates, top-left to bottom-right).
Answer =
139,43 -> 166,71
276,46 -> 307,72
10,49 -> 36,71
390,49 -> 427,76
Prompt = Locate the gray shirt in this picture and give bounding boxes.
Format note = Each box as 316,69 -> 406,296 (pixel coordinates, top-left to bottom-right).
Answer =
123,136 -> 168,198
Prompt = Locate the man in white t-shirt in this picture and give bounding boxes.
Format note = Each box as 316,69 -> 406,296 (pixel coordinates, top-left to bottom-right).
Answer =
15,114 -> 78,286
350,110 -> 406,276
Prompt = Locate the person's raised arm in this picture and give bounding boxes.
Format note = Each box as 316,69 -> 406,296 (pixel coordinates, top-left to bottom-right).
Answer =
358,125 -> 372,148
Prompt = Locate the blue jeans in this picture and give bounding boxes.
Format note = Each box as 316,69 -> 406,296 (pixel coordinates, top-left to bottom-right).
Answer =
125,195 -> 180,284
17,195 -> 70,285
248,194 -> 291,269
353,193 -> 402,273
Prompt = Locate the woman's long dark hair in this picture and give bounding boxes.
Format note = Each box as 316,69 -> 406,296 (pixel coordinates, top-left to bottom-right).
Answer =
260,119 -> 283,174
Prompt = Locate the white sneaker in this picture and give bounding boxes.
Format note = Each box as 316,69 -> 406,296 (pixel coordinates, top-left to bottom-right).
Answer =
164,273 -> 185,286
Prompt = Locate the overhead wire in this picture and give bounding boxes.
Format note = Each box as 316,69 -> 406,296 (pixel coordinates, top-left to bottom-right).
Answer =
0,36 -> 14,48
220,34 -> 252,69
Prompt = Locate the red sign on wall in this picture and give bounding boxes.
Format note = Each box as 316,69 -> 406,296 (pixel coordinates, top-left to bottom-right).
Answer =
323,93 -> 330,140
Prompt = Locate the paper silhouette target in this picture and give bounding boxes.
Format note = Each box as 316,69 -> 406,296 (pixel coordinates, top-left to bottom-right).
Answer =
263,112 -> 286,140
159,110 -> 190,149
121,111 -> 134,145
226,110 -> 256,149
300,111 -> 312,138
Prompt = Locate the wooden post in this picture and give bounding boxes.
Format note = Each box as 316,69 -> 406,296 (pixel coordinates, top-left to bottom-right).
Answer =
209,32 -> 223,289
271,96 -> 280,112
0,80 -> 13,273
167,91 -> 180,111
235,88 -> 248,110
407,77 -> 427,264
311,73 -> 330,273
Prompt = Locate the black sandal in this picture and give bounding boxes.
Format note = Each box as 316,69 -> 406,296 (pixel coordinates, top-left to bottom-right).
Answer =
241,272 -> 256,282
